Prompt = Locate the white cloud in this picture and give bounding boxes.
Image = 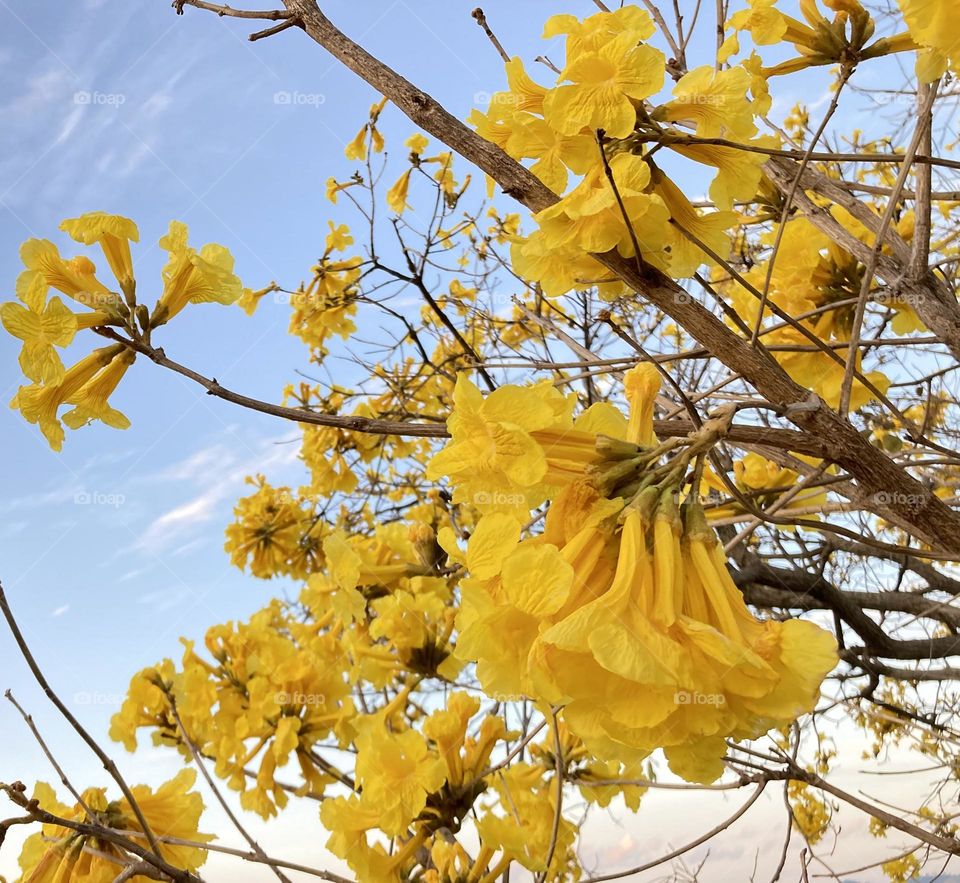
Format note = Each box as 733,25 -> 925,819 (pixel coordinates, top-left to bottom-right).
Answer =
135,434 -> 299,553
5,68 -> 73,118
137,483 -> 226,552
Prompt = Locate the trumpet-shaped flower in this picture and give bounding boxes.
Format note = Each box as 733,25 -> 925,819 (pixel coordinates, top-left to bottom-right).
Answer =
12,345 -> 124,450
670,136 -> 776,210
896,0 -> 960,80
17,771 -> 211,883
19,238 -> 123,314
153,221 -> 243,325
60,212 -> 139,296
437,366 -> 838,782
354,721 -> 446,835
544,35 -> 666,139
426,373 -> 580,513
544,5 -> 655,55
652,168 -> 738,278
62,348 -> 136,430
0,295 -> 78,385
654,65 -> 757,140
534,153 -> 671,258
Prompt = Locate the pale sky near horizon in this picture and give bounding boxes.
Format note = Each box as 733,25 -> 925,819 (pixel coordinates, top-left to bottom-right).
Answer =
0,1 -> 945,880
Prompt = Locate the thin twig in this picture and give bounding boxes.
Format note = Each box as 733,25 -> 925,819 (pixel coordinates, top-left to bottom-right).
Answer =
0,584 -> 170,868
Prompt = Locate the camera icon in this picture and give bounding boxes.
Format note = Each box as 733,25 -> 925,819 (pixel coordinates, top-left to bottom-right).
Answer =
273,91 -> 292,105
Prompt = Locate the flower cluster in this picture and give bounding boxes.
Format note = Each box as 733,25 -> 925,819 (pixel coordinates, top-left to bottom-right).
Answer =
469,6 -> 774,295
16,771 -> 211,882
3,213 -> 245,449
430,365 -> 838,782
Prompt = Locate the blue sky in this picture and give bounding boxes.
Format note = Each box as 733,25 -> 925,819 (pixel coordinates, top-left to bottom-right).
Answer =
0,1 -> 938,880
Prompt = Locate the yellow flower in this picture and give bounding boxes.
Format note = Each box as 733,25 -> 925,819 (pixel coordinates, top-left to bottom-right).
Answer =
544,5 -> 655,55
511,231 -> 618,298
326,176 -> 356,203
439,368 -> 838,782
478,764 -> 578,877
320,795 -> 397,882
153,221 -> 243,325
406,132 -> 429,154
727,0 -> 790,45
534,153 -> 671,258
652,167 -> 738,277
425,373 -> 579,513
237,283 -> 279,316
422,692 -> 480,785
60,212 -> 139,296
287,257 -> 361,355
123,770 -> 213,870
387,168 -> 413,213
467,97 -> 518,151
896,0 -> 960,80
17,771 -> 211,883
624,361 -> 661,446
788,780 -> 831,843
670,136 -> 776,210
505,114 -> 596,193
345,124 -> 368,160
19,238 -> 123,314
504,56 -> 547,115
0,295 -> 78,385
544,34 -> 665,138
12,345 -> 124,450
458,539 -> 576,698
354,721 -> 446,835
654,65 -> 757,140
224,477 -> 321,579
62,348 -> 136,430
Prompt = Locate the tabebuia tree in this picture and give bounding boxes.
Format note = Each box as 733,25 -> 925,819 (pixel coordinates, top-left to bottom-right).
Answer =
3,1 -> 960,880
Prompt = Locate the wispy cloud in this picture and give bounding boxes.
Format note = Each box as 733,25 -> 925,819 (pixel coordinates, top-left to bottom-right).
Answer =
136,435 -> 299,553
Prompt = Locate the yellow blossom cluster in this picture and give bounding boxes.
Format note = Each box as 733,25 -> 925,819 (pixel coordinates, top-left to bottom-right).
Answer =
111,511 -> 601,881
224,476 -> 325,579
17,771 -> 211,882
3,213 -> 245,449
468,6 -> 777,296
718,213 -> 904,409
429,365 -> 838,782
